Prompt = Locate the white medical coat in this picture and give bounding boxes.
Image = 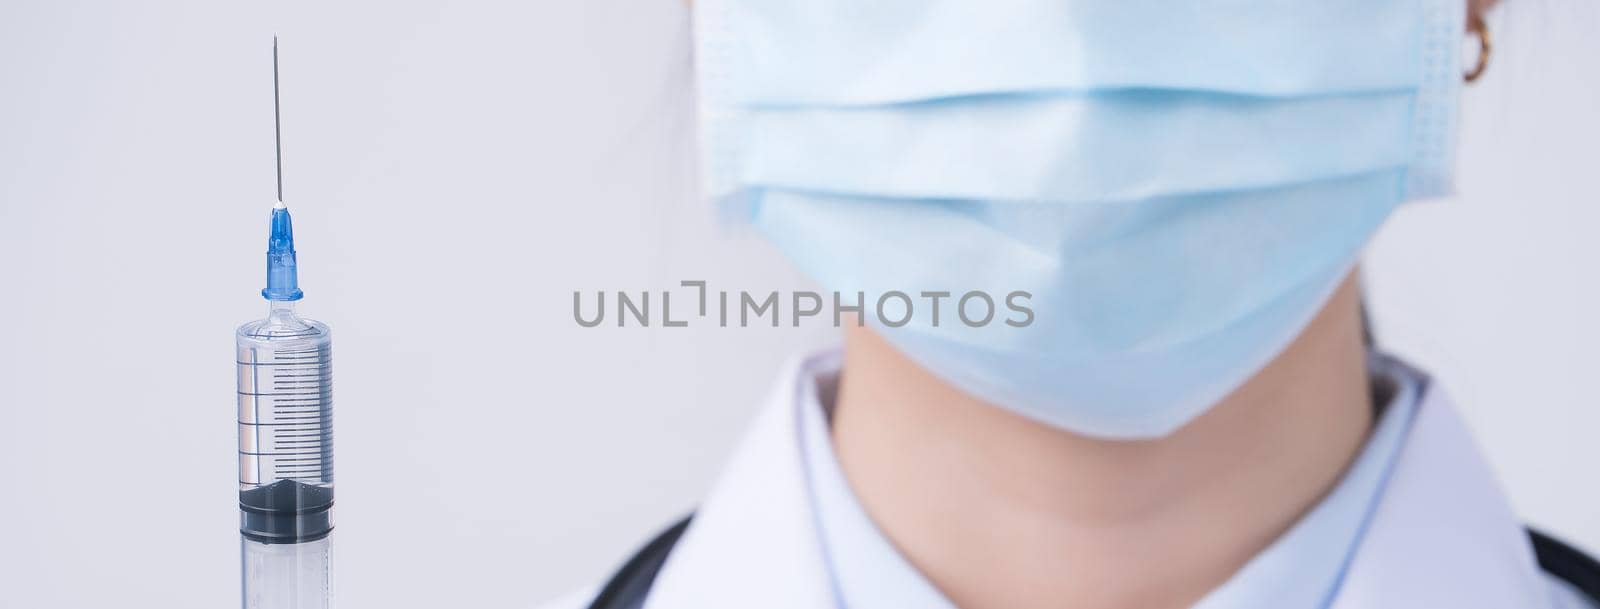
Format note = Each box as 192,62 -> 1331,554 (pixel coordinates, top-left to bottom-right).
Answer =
541,353 -> 1593,609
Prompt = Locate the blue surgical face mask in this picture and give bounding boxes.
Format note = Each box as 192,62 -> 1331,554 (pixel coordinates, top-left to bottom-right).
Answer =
695,0 -> 1465,438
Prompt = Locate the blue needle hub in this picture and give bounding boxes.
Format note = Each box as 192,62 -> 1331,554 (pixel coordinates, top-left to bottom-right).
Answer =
262,201 -> 303,301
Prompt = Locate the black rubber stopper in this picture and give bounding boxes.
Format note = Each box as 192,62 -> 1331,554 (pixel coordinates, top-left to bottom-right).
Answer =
239,479 -> 334,544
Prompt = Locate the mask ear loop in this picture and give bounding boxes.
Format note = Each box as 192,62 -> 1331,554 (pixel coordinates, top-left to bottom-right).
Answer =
1465,13 -> 1492,83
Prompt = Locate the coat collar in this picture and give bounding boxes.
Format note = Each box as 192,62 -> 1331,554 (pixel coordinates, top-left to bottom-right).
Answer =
641,353 -> 838,609
1328,365 -> 1551,608
643,352 -> 1552,609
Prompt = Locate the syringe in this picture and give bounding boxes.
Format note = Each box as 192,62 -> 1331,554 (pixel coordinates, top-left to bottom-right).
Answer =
236,38 -> 335,609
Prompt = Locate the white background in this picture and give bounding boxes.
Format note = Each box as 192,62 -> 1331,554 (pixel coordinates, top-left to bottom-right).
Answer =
0,1 -> 1595,607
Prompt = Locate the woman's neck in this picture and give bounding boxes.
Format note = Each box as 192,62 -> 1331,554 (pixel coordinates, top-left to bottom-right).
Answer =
830,271 -> 1374,609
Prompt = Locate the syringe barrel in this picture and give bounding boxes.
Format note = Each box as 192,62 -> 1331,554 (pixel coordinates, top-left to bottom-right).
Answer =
238,303 -> 334,609
236,303 -> 334,543
242,536 -> 331,609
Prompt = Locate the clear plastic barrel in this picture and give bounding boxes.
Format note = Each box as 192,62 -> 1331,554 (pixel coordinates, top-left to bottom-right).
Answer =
237,300 -> 333,609
237,300 -> 333,514
242,537 -> 332,609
